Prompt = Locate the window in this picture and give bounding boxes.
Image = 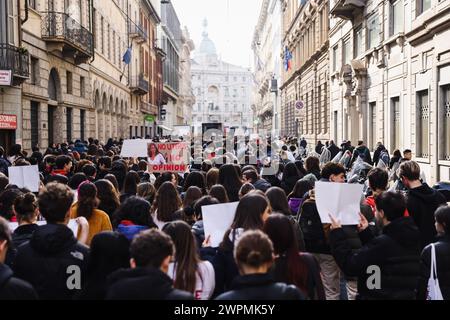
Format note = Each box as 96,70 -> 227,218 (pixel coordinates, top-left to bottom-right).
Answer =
369,102 -> 377,151
198,74 -> 201,80
7,0 -> 14,44
367,14 -> 380,49
332,45 -> 339,71
66,107 -> 72,142
343,38 -> 351,64
391,97 -> 401,152
391,0 -> 404,35
107,24 -> 111,59
113,31 -> 116,65
233,76 -> 237,82
241,87 -> 246,97
242,77 -> 246,82
80,76 -> 85,98
225,87 -> 229,96
417,0 -> 431,16
31,101 -> 39,149
417,90 -> 429,158
354,27 -> 363,58
30,57 -> 40,85
441,85 -> 450,160
225,103 -> 229,112
234,104 -> 237,112
100,17 -> 104,54
225,76 -> 228,82
80,109 -> 85,141
29,0 -> 37,10
66,71 -> 73,94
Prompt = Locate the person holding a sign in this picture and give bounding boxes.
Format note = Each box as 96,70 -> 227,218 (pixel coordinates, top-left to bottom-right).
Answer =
147,143 -> 166,166
328,191 -> 421,300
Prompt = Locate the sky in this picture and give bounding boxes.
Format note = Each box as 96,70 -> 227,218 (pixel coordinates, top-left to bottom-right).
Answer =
171,0 -> 261,69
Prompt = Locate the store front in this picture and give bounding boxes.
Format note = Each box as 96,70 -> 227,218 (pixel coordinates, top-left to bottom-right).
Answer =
0,114 -> 17,152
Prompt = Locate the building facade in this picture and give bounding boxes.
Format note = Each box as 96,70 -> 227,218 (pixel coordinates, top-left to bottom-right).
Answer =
280,0 -> 330,146
179,27 -> 196,125
329,0 -> 450,183
252,0 -> 283,135
191,19 -> 253,135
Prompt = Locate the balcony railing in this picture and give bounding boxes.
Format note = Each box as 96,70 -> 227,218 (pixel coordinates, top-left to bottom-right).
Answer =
129,19 -> 147,43
140,101 -> 158,115
330,0 -> 366,20
0,44 -> 30,85
41,12 -> 94,63
130,74 -> 149,95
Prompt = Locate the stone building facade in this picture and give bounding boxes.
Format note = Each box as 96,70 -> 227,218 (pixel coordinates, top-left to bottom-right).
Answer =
179,27 -> 196,125
280,0 -> 330,146
329,0 -> 450,183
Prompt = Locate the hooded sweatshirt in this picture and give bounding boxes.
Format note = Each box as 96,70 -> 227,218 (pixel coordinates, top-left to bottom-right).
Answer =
0,263 -> 37,300
406,183 -> 448,249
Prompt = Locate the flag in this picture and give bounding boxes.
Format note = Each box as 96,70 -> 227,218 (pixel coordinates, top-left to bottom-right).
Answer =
122,46 -> 132,65
284,46 -> 293,71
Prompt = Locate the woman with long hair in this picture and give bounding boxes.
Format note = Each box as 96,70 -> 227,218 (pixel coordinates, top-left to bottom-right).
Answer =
280,162 -> 301,195
305,156 -> 321,180
180,186 -> 203,226
151,181 -> 183,229
163,221 -> 215,300
104,174 -> 120,193
183,171 -> 207,195
137,182 -> 156,205
206,168 -> 219,190
76,231 -> 130,300
70,182 -> 113,245
120,170 -> 140,203
113,196 -> 157,240
287,180 -> 313,215
263,214 -> 325,300
147,143 -> 166,165
209,184 -> 229,203
94,179 -> 120,220
218,164 -> 243,202
211,192 -> 271,295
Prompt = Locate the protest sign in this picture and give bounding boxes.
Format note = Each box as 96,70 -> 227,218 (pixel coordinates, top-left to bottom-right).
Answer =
202,202 -> 239,247
120,139 -> 149,157
148,142 -> 190,173
315,182 -> 364,225
8,165 -> 40,192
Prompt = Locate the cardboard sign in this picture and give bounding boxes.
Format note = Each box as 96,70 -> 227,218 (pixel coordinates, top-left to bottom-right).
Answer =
148,142 -> 189,173
8,165 -> 40,192
120,139 -> 150,157
202,202 -> 239,247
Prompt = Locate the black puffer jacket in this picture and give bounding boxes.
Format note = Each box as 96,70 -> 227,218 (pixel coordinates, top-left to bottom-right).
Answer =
298,199 -> 330,254
330,217 -> 421,300
105,267 -> 194,300
406,184 -> 448,249
13,224 -> 89,300
0,263 -> 37,300
281,176 -> 300,195
5,224 -> 40,267
417,235 -> 450,300
215,273 -> 305,300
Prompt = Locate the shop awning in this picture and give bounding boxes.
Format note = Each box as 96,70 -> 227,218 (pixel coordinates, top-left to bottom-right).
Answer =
158,124 -> 173,132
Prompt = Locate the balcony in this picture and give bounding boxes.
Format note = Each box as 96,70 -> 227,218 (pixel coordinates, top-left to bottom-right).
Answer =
129,20 -> 147,44
0,44 -> 30,86
41,12 -> 94,64
140,101 -> 158,115
130,74 -> 149,95
330,0 -> 366,20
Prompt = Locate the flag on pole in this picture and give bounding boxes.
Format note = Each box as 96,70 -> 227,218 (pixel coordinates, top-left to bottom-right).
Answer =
284,46 -> 293,71
122,46 -> 132,65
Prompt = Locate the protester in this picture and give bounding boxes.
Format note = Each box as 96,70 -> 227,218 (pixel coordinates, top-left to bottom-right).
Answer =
389,149 -> 402,169
192,196 -> 220,249
206,168 -> 219,190
113,196 -> 157,241
70,182 -> 113,245
417,206 -> 450,300
264,214 -> 325,300
151,181 -> 183,229
0,188 -> 24,221
95,179 -> 121,220
218,164 -> 243,202
288,180 -> 313,215
0,217 -> 37,300
13,183 -> 90,299
242,168 -> 271,192
238,183 -> 255,199
97,156 -> 112,180
315,141 -> 324,154
105,229 -> 193,300
209,184 -> 230,203
329,191 -> 421,300
136,182 -> 156,205
163,221 -> 215,300
399,161 -> 448,249
183,171 -> 207,196
179,186 -> 203,225
327,140 -> 340,160
215,230 -> 304,300
120,171 -> 140,203
351,140 -> 372,165
76,232 -> 130,300
281,162 -> 302,195
305,156 -> 321,180
51,155 -> 73,177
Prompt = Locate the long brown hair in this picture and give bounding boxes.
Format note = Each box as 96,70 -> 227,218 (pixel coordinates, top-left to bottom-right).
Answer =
153,181 -> 182,222
163,221 -> 200,293
77,182 -> 99,220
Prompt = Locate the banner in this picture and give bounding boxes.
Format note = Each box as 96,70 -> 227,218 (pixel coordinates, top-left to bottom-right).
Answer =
148,142 -> 190,173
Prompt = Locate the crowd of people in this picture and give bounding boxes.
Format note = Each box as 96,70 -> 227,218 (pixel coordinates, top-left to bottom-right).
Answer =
0,135 -> 449,300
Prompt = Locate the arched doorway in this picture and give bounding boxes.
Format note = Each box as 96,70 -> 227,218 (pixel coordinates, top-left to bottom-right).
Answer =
47,68 -> 61,146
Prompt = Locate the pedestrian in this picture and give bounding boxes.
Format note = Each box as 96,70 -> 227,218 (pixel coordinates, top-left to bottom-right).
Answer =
183,171 -> 207,196
417,206 -> 450,300
305,156 -> 321,180
327,140 -> 340,160
206,168 -> 219,191
94,179 -> 120,220
351,140 -> 372,165
264,214 -> 325,300
399,161 -> 448,249
288,180 -> 313,215
329,191 -> 421,300
179,186 -> 203,226
209,184 -> 229,203
0,188 -> 24,222
389,149 -> 402,170
238,183 -> 255,199
70,182 -> 113,245
105,229 -> 193,300
0,217 -> 37,300
215,230 -> 305,300
242,168 -> 271,192
192,196 -> 220,249
218,164 -> 243,202
136,182 -> 156,205
13,183 -> 90,300
315,141 -> 324,154
151,181 -> 183,230
51,155 -> 73,177
113,196 -> 157,241
281,162 -> 302,195
120,170 -> 140,203
96,156 -> 112,180
163,221 -> 215,300
76,232 -> 130,300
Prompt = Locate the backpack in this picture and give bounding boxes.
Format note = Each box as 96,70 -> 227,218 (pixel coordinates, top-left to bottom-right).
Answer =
379,150 -> 390,167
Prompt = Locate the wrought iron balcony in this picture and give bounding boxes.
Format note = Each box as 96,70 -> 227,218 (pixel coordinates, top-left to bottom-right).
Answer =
130,74 -> 149,95
129,19 -> 147,43
0,44 -> 30,86
41,12 -> 94,64
330,0 -> 366,20
140,101 -> 158,115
